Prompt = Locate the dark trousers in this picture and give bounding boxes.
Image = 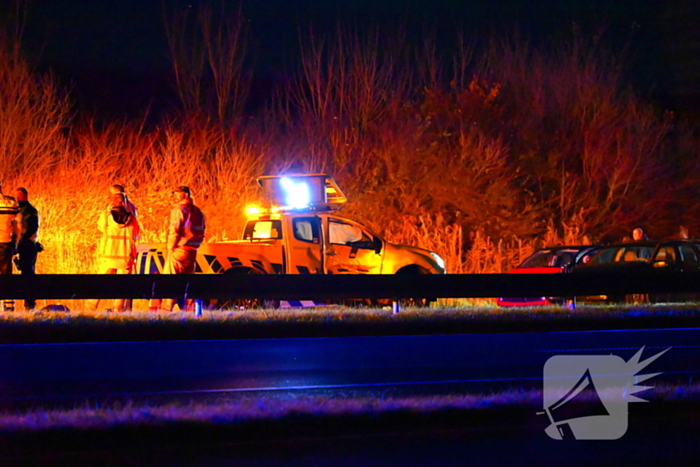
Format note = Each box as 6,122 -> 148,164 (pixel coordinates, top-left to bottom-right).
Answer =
0,242 -> 14,311
17,240 -> 38,310
0,242 -> 13,275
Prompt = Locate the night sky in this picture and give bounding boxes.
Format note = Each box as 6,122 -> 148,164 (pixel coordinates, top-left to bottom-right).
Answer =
8,0 -> 699,120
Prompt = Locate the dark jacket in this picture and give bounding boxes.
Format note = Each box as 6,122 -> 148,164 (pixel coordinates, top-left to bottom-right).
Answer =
17,200 -> 39,242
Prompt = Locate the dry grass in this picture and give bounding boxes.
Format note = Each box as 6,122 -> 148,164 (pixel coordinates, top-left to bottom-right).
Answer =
0,391 -> 539,432
2,302 -> 700,326
6,121 -> 267,274
0,382 -> 697,432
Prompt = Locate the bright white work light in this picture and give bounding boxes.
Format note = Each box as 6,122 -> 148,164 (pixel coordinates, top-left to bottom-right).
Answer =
280,177 -> 311,208
430,252 -> 446,271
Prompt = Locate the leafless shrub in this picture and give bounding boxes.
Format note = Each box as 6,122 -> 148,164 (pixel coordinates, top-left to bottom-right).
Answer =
280,23 -> 413,182
0,29 -> 70,179
476,29 -> 675,240
164,1 -> 251,125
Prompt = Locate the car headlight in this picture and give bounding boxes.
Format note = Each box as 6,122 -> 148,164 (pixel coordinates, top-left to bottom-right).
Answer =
430,252 -> 446,271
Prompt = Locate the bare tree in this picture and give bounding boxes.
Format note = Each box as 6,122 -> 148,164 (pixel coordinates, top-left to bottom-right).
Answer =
476,29 -> 676,239
0,13 -> 70,178
163,1 -> 251,124
282,23 -> 414,182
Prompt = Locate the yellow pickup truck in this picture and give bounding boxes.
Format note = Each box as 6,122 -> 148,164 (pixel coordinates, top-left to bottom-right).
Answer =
136,174 -> 445,306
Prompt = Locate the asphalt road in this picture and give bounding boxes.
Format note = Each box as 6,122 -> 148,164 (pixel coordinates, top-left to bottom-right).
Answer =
1,328 -> 698,407
2,328 -> 700,465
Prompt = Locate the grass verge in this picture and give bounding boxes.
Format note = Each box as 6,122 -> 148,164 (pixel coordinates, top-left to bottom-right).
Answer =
1,303 -> 700,343
0,383 -> 698,457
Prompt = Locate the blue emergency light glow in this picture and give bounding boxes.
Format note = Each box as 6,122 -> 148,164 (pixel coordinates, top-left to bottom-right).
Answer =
280,177 -> 311,208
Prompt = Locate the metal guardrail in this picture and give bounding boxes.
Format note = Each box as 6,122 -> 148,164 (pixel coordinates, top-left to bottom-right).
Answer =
0,271 -> 699,301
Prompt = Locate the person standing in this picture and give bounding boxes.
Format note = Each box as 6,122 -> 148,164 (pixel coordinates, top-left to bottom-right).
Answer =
160,186 -> 206,312
110,184 -> 138,218
0,182 -> 19,311
110,184 -> 138,311
87,193 -> 141,312
14,187 -> 40,310
632,228 -> 650,241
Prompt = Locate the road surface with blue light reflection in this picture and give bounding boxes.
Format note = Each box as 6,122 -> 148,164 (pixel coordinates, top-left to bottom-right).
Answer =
0,328 -> 698,408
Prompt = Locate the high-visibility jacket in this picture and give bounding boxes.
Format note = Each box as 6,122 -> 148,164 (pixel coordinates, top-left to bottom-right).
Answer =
167,198 -> 205,251
97,207 -> 141,270
0,194 -> 19,244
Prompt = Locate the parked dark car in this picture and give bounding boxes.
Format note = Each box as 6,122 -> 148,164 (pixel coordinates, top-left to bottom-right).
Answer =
571,239 -> 700,303
497,245 -> 599,307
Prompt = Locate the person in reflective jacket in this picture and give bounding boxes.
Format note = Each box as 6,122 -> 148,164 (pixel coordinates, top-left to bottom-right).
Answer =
87,193 -> 141,312
160,186 -> 206,312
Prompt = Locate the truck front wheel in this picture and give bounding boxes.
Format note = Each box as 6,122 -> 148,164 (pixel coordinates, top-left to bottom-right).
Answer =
210,268 -> 280,310
373,266 -> 435,308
